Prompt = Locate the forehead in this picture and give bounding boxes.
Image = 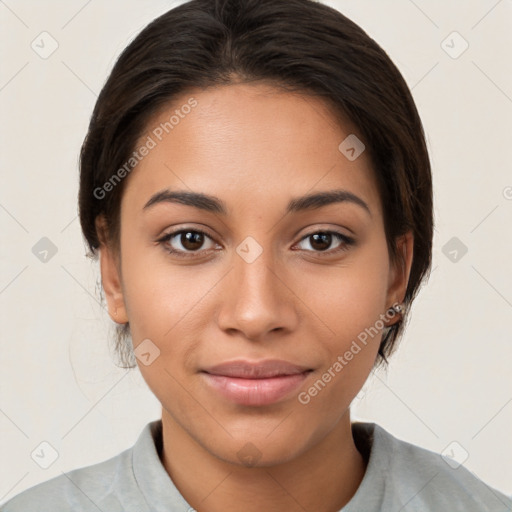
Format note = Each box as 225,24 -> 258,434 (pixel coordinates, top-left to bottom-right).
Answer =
121,82 -> 382,219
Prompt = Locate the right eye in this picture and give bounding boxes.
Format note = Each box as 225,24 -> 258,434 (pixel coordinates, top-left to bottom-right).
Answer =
157,228 -> 220,258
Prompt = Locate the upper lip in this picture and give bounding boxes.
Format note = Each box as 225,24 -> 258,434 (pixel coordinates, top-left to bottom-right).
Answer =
202,359 -> 312,379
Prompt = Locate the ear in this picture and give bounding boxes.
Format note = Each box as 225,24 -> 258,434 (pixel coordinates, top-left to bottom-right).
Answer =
95,215 -> 129,324
385,231 -> 414,326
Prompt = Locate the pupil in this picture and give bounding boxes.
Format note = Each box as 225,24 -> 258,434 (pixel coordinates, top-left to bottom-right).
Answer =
182,231 -> 203,250
311,233 -> 331,251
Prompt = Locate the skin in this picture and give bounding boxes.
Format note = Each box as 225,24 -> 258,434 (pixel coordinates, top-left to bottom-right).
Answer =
97,82 -> 414,512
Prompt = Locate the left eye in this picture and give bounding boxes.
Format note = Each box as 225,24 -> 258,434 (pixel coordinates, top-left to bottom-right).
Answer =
295,231 -> 354,253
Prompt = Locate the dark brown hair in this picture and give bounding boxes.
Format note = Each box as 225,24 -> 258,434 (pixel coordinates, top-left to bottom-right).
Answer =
78,0 -> 433,368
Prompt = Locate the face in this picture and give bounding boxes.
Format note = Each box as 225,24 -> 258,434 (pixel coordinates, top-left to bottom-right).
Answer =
98,82 -> 412,466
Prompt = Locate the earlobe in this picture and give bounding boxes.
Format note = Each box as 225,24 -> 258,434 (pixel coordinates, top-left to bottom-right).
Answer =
385,231 -> 414,326
95,216 -> 129,324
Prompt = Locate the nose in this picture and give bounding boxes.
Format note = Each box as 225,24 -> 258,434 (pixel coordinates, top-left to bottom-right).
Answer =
216,241 -> 299,341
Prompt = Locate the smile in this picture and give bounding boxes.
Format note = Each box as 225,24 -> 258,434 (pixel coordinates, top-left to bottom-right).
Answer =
200,359 -> 314,406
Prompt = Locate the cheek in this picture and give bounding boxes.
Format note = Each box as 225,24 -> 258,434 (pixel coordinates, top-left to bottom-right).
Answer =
119,246 -> 210,405
306,237 -> 390,343
119,238 -> 221,354
300,238 -> 390,394
296,260 -> 388,425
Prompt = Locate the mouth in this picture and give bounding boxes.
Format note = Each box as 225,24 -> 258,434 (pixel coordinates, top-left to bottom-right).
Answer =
200,359 -> 314,406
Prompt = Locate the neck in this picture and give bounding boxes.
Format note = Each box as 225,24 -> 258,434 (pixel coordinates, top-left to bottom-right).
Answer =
160,408 -> 366,512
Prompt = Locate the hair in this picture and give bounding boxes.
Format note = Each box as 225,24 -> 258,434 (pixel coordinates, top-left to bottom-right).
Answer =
78,0 -> 433,369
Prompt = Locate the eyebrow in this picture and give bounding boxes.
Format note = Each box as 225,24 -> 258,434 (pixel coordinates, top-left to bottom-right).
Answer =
143,188 -> 371,217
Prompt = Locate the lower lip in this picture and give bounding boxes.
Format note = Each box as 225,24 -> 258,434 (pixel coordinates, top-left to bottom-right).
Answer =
201,371 -> 311,406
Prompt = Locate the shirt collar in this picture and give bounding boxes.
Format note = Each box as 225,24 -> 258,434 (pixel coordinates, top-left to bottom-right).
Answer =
340,422 -> 388,511
131,419 -> 385,512
132,419 -> 194,512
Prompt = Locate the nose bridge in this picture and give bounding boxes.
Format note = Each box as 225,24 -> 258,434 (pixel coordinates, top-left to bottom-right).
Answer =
217,234 -> 296,339
236,236 -> 277,296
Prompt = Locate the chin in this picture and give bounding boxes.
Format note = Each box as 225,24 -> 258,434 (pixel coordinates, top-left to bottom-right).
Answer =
199,422 -> 317,469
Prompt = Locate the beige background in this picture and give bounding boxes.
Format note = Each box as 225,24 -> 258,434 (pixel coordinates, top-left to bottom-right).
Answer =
1,0 -> 511,503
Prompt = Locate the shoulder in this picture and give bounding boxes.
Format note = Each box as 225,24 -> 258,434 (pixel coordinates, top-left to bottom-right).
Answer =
354,422 -> 512,512
0,444 -> 134,512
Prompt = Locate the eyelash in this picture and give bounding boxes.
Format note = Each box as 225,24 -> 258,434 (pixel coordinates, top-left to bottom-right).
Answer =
157,228 -> 355,259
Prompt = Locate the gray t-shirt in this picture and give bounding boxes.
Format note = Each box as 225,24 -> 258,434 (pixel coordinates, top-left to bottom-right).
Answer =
1,420 -> 510,511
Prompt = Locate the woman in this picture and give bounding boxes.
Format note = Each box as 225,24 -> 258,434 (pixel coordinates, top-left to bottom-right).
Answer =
3,0 -> 511,510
